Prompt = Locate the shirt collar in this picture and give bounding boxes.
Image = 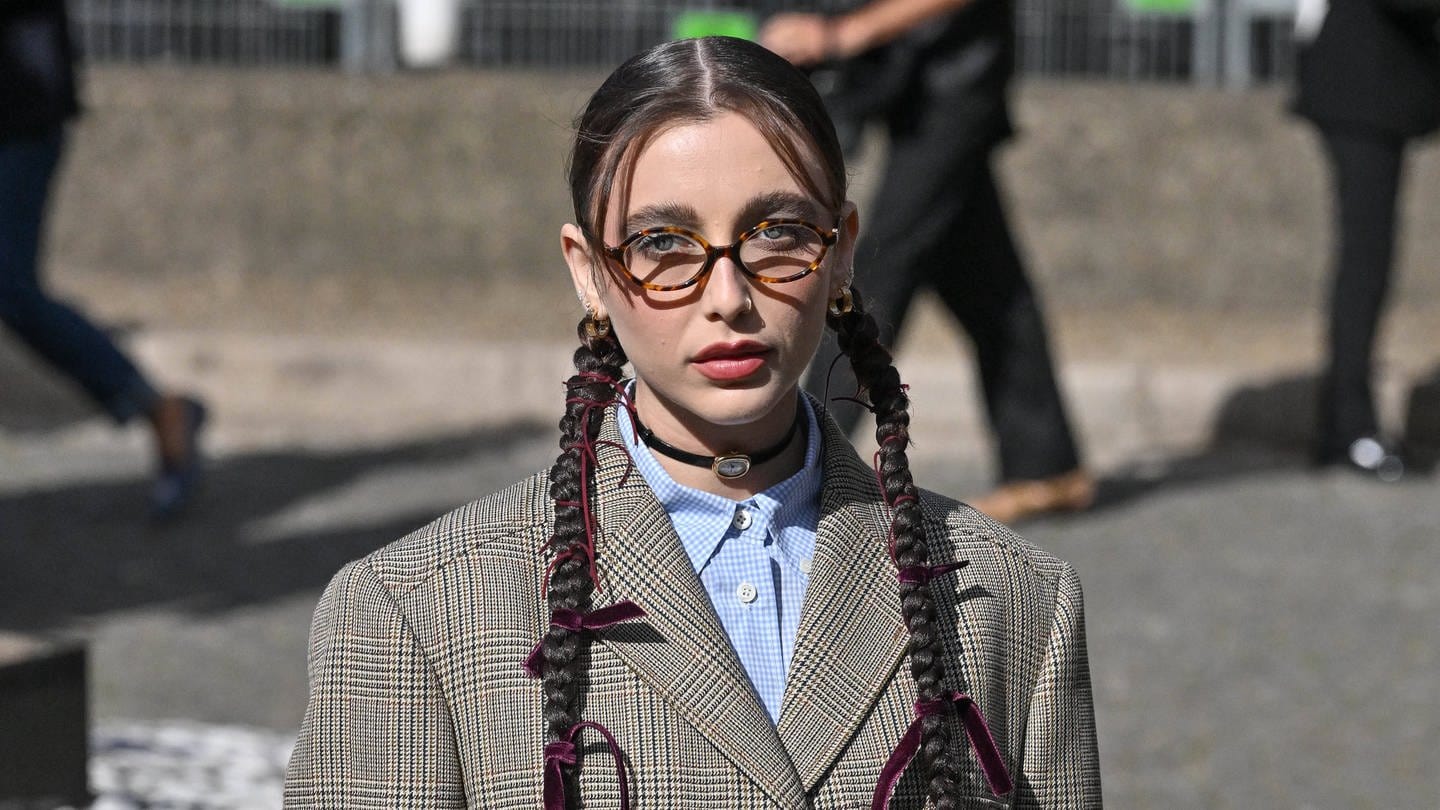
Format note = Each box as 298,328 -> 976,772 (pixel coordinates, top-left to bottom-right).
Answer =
615,391 -> 823,573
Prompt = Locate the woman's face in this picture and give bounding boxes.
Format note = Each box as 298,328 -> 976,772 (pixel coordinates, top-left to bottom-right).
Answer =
562,111 -> 856,447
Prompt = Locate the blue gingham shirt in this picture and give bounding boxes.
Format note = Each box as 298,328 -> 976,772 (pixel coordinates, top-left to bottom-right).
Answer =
617,397 -> 822,725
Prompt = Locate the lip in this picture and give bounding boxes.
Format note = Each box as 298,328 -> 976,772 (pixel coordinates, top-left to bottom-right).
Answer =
691,340 -> 771,381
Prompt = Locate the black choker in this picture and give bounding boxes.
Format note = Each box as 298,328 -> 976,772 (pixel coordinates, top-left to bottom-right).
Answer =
632,403 -> 804,480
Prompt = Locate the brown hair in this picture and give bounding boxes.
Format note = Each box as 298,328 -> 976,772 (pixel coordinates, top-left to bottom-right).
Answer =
567,36 -> 846,255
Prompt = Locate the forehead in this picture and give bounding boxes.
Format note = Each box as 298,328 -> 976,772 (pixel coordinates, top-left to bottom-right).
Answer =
607,112 -> 825,236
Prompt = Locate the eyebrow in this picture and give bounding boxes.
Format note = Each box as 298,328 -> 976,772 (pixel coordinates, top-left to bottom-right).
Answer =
622,191 -> 826,237
624,202 -> 700,234
738,191 -> 825,227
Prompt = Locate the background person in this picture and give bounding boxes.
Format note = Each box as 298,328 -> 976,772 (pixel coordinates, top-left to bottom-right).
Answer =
760,0 -> 1092,525
1293,0 -> 1440,480
286,36 -> 1099,808
1,0 -> 205,516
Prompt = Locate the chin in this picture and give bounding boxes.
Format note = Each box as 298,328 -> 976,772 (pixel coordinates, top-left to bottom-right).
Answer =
684,381 -> 797,428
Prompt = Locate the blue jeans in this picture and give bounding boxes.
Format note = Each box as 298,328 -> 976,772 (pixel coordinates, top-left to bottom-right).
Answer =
0,130 -> 158,424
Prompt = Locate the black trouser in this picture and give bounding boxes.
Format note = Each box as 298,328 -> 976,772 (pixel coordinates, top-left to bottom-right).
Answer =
1315,126 -> 1407,459
804,109 -> 1080,482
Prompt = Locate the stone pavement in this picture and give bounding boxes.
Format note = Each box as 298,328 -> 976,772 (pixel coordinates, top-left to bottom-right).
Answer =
2,301 -> 1437,808
73,721 -> 291,809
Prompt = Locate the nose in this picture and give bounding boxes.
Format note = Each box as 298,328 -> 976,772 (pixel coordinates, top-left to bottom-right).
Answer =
699,250 -> 753,321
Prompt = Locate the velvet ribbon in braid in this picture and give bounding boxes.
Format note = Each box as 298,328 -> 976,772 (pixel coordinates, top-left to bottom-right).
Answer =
828,290 -> 1012,807
537,321 -> 636,809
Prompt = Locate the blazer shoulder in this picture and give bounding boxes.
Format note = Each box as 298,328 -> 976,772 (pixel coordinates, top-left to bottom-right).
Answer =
919,487 -> 1073,586
362,468 -> 554,598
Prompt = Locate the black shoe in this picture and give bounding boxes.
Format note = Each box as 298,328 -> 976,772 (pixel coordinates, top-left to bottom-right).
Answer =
1317,435 -> 1405,482
151,397 -> 208,520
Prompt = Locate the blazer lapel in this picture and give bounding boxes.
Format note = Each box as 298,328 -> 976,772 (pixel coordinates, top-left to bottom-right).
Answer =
587,412 -> 807,806
777,414 -> 911,790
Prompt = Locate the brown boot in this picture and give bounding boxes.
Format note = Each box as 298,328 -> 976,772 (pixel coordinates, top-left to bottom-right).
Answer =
969,469 -> 1095,525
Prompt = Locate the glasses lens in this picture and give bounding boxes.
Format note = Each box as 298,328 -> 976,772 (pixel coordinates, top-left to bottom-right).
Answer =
623,230 -> 708,288
739,223 -> 825,280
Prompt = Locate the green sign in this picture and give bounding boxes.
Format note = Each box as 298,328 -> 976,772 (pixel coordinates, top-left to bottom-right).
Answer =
1124,0 -> 1197,12
672,10 -> 759,41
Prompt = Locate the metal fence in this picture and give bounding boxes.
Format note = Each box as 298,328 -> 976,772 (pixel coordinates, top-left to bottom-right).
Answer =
70,0 -> 1299,84
1019,0 -> 1198,81
72,0 -> 338,66
1016,0 -> 1297,84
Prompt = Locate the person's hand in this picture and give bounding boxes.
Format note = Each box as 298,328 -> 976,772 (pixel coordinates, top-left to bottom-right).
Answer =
758,13 -> 832,67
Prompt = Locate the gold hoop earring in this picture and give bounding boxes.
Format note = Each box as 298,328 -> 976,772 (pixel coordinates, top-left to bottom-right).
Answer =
828,287 -> 855,317
582,313 -> 611,340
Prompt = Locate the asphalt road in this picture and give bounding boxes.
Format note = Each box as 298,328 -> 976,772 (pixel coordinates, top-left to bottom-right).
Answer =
2,329 -> 1437,808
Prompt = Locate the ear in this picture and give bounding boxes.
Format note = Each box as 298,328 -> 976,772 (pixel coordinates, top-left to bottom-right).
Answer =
830,200 -> 860,293
561,223 -> 605,317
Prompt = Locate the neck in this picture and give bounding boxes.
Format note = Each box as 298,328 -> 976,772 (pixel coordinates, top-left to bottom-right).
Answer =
631,390 -> 808,499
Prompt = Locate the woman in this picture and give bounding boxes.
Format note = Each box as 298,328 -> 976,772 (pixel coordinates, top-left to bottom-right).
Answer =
286,36 -> 1099,808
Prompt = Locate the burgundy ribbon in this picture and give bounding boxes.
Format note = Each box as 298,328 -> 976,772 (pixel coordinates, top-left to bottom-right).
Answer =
548,371 -> 637,592
543,720 -> 630,810
523,601 -> 647,678
871,691 -> 1012,809
896,560 -> 969,585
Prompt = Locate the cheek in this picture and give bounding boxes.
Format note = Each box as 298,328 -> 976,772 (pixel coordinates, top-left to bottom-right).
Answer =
773,281 -> 832,351
795,302 -> 830,356
604,296 -> 677,359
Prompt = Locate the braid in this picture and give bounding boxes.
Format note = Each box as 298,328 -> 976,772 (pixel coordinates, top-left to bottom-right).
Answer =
828,289 -> 966,808
541,319 -> 628,803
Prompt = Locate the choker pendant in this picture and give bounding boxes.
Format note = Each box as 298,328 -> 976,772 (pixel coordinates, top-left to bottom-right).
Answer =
632,403 -> 804,481
712,453 -> 754,480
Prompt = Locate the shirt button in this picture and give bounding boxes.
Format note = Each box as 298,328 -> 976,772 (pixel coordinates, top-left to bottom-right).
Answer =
732,508 -> 753,530
736,582 -> 758,604
798,558 -> 812,575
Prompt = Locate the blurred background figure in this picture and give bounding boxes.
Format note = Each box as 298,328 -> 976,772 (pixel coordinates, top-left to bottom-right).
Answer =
1292,0 -> 1440,481
759,0 -> 1091,524
0,0 -> 205,517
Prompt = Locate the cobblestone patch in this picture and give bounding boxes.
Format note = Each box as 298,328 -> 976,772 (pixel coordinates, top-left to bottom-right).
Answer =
68,721 -> 293,809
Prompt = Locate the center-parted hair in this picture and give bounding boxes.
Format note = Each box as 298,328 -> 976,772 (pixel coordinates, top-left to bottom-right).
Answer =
546,35 -> 971,808
568,36 -> 846,252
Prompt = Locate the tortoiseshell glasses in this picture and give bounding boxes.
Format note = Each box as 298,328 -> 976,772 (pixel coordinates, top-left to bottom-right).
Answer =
602,219 -> 840,292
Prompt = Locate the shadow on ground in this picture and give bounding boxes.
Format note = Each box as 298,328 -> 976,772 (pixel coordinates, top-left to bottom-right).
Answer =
1086,368 -> 1440,516
0,422 -> 551,631
1402,362 -> 1440,472
7,363 -> 1437,627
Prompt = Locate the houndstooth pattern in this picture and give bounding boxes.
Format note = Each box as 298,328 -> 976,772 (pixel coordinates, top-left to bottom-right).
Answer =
284,405 -> 1101,808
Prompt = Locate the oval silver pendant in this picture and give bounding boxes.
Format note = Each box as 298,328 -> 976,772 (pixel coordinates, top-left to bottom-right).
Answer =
712,454 -> 751,479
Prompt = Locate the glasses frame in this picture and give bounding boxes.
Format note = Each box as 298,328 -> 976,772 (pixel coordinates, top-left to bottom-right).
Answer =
601,218 -> 840,292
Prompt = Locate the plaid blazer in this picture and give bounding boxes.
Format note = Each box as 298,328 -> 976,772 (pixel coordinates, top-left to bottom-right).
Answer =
285,407 -> 1101,808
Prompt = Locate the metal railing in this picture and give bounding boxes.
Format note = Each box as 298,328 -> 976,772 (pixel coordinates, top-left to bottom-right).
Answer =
1017,0 -> 1297,84
1019,0 -> 1197,81
71,0 -> 338,66
69,0 -> 1299,84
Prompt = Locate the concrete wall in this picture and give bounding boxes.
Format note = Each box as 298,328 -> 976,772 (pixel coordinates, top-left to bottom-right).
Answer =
51,68 -> 1440,310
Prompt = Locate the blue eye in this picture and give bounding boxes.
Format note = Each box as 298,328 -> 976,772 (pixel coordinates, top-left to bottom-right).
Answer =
639,234 -> 677,252
749,224 -> 808,250
624,231 -> 705,277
